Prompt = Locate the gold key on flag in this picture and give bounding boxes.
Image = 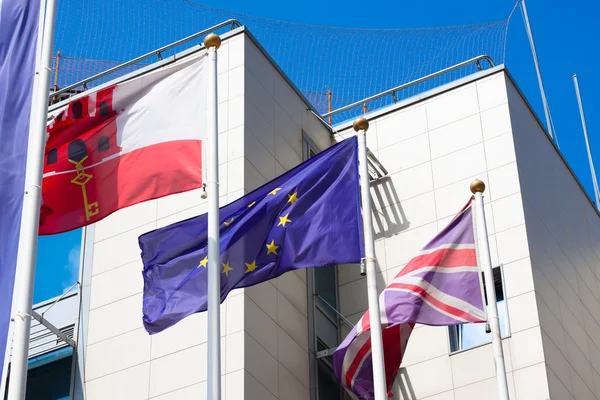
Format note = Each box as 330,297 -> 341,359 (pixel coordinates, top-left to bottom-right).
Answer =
39,57 -> 205,235
69,156 -> 99,221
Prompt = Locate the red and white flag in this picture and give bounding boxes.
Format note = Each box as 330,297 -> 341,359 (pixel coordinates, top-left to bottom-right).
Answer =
40,56 -> 206,235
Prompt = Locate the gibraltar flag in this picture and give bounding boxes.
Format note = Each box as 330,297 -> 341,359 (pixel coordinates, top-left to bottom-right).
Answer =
40,56 -> 206,235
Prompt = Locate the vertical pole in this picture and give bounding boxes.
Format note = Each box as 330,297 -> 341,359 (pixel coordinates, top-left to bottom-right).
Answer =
203,33 -> 222,400
470,180 -> 509,400
0,0 -> 48,392
572,74 -> 600,210
53,50 -> 61,94
521,0 -> 555,144
8,0 -> 58,398
306,269 -> 318,400
327,88 -> 332,125
353,117 -> 387,400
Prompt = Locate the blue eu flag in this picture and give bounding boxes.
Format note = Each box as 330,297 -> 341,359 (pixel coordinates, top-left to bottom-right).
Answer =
139,137 -> 363,333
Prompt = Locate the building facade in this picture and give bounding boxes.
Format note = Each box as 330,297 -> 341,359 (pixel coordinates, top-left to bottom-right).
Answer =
21,27 -> 600,399
334,64 -> 600,399
3,292 -> 79,400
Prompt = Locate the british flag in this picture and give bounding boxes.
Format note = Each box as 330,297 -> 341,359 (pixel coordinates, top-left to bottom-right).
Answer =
333,200 -> 486,399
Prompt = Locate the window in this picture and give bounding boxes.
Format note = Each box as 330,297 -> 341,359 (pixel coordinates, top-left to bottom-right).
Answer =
99,101 -> 109,116
302,132 -> 319,161
98,136 -> 110,153
47,149 -> 57,165
315,265 -> 338,322
4,347 -> 73,400
318,357 -> 343,400
449,266 -> 509,352
67,139 -> 87,163
71,101 -> 83,120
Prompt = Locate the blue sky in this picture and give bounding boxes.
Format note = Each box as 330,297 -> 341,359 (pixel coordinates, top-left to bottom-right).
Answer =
34,0 -> 600,302
34,229 -> 80,303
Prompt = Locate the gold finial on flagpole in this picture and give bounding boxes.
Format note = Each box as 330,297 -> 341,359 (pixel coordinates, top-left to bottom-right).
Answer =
470,179 -> 486,194
353,117 -> 369,132
204,33 -> 222,49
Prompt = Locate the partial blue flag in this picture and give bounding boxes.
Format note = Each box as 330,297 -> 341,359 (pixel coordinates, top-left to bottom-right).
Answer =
0,0 -> 40,384
140,137 -> 363,334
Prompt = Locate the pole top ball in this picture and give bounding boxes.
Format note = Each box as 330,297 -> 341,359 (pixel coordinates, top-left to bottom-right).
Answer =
353,117 -> 369,132
204,33 -> 221,49
470,179 -> 486,194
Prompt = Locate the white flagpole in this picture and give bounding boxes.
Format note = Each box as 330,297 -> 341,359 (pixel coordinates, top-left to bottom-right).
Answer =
0,0 -> 48,392
353,117 -> 387,399
470,180 -> 509,400
572,74 -> 600,211
204,33 -> 222,400
7,0 -> 58,398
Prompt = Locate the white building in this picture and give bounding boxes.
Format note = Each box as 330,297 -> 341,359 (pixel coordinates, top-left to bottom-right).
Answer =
4,292 -> 79,399
13,24 -> 600,400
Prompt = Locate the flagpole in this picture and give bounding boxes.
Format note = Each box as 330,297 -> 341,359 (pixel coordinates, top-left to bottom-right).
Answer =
470,180 -> 509,400
0,0 -> 48,392
572,74 -> 600,211
204,33 -> 222,400
7,0 -> 58,398
353,117 -> 387,399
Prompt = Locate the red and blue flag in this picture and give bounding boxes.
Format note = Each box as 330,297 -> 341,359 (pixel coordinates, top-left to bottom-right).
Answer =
334,201 -> 486,399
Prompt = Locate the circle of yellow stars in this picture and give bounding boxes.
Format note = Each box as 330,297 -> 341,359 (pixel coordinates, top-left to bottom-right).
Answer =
196,187 -> 300,276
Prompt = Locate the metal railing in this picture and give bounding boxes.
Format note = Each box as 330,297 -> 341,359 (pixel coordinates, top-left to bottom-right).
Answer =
322,55 -> 495,119
49,19 -> 242,101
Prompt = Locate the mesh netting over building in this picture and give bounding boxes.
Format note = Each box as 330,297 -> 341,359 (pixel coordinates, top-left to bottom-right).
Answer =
51,54 -> 150,99
51,0 -> 515,124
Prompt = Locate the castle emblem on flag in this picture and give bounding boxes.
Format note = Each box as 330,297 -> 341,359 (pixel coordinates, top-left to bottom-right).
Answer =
44,86 -> 123,222
39,57 -> 205,235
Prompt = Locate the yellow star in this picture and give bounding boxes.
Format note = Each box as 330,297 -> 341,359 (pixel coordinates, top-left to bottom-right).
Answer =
222,261 -> 233,276
224,218 -> 234,226
248,201 -> 256,208
198,256 -> 208,268
269,187 -> 282,196
278,213 -> 292,227
287,192 -> 298,204
245,260 -> 258,273
266,240 -> 279,255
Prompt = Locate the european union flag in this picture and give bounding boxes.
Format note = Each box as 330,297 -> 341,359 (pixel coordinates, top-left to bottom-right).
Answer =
139,137 -> 363,333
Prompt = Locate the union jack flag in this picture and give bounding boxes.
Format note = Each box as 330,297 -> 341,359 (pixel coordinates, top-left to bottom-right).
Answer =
333,200 -> 486,399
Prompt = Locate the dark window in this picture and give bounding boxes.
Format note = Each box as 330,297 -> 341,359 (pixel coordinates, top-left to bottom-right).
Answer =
449,266 -> 508,352
71,101 -> 83,119
98,136 -> 110,153
47,149 -> 57,165
67,139 -> 87,163
318,359 -> 343,400
315,266 -> 338,322
3,349 -> 73,400
25,356 -> 72,400
99,101 -> 109,116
